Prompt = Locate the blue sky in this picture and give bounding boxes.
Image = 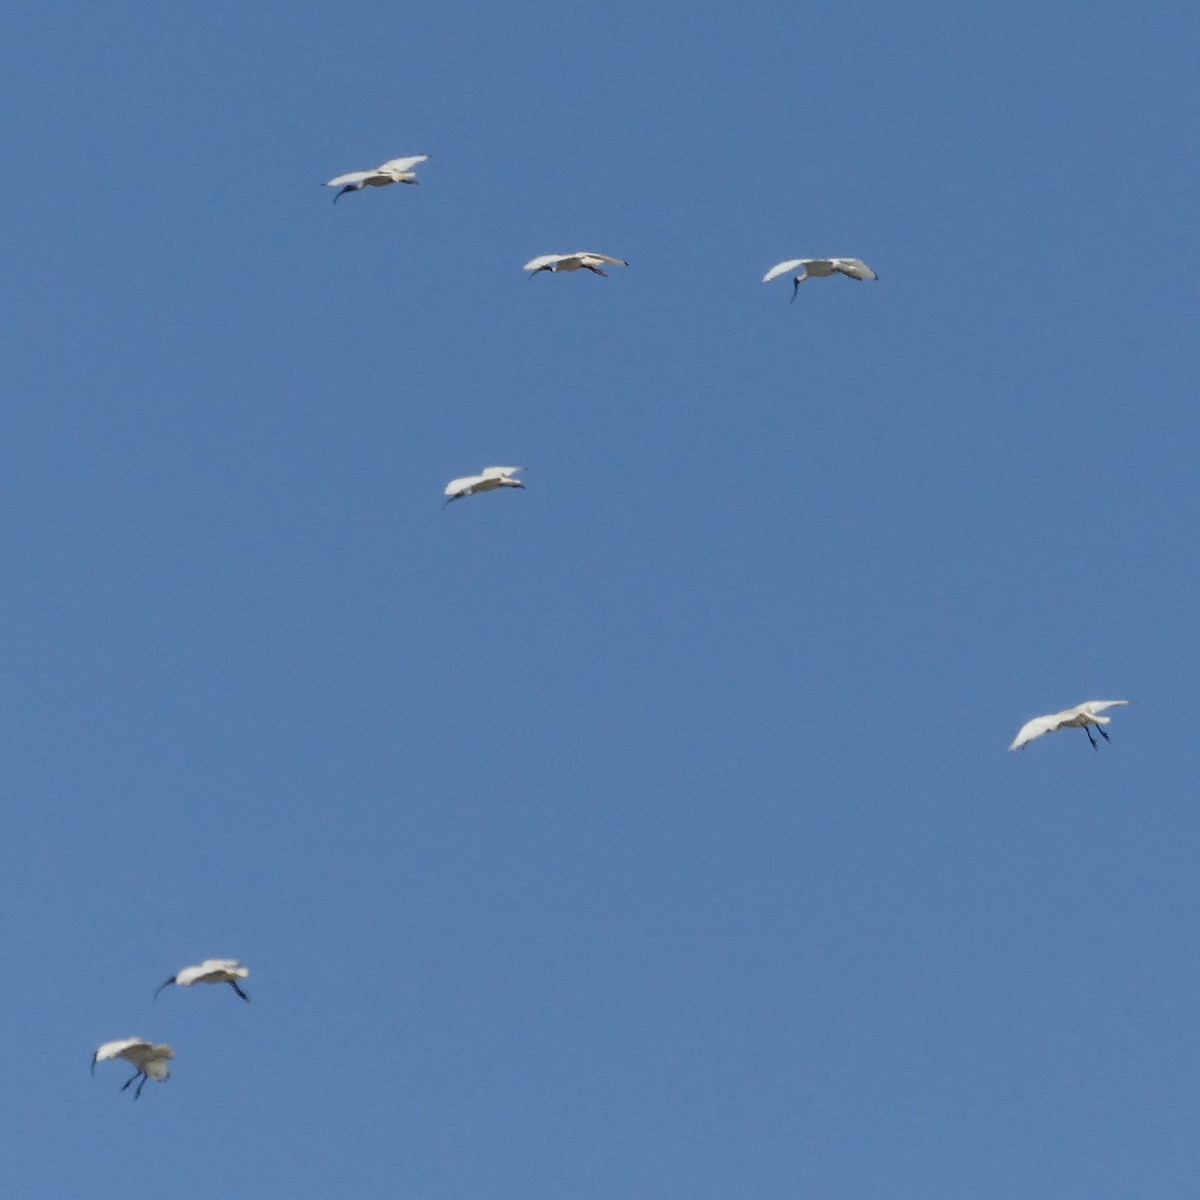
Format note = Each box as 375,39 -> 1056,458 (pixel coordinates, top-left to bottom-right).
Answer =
4,1 -> 1199,1196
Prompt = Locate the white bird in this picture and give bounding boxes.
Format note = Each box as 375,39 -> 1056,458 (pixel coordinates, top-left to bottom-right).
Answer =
156,958 -> 250,1002
91,1038 -> 174,1099
523,252 -> 628,278
762,257 -> 879,303
325,155 -> 429,202
443,466 -> 525,508
1009,700 -> 1130,752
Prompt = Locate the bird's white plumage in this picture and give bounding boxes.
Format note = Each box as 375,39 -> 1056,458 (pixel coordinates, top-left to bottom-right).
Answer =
523,252 -> 628,274
1008,700 -> 1130,751
373,155 -> 429,175
762,257 -> 879,284
761,259 -> 808,283
92,1038 -> 173,1072
523,254 -> 563,272
144,1057 -> 171,1081
173,958 -> 250,987
325,155 -> 429,190
444,474 -> 485,496
443,466 -> 525,502
325,170 -> 373,188
93,1038 -> 151,1066
157,957 -> 251,1001
91,1038 -> 174,1097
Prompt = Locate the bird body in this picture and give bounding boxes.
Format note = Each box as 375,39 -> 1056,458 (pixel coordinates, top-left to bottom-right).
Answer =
325,155 -> 429,201
443,466 -> 525,506
156,958 -> 250,1001
762,257 -> 879,302
1009,700 -> 1130,751
91,1038 -> 174,1098
524,252 -> 627,277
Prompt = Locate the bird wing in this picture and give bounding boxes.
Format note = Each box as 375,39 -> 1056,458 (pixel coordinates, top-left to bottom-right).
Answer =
176,959 -> 236,984
1008,712 -> 1067,751
480,466 -> 523,480
325,170 -> 371,188
93,1037 -> 149,1065
1076,700 -> 1130,717
445,474 -> 484,496
524,254 -> 564,272
575,253 -> 627,266
762,259 -> 809,283
375,155 -> 429,174
831,258 -> 878,280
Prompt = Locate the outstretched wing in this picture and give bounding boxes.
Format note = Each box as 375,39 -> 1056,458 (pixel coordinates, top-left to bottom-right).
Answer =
480,466 -> 523,480
524,254 -> 564,272
198,958 -> 246,972
1077,700 -> 1130,717
93,1038 -> 149,1069
762,259 -> 808,284
375,155 -> 429,174
831,258 -> 878,281
1008,712 -> 1066,751
445,474 -> 484,497
324,170 -> 371,188
574,252 -> 627,266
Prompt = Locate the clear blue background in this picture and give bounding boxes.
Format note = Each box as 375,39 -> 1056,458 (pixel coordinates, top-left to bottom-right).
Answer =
3,1 -> 1198,1196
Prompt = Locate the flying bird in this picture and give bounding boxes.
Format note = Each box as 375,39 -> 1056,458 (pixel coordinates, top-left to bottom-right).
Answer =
523,253 -> 627,278
762,257 -> 879,302
91,1039 -> 174,1099
325,155 -> 429,202
1009,700 -> 1130,751
156,958 -> 250,1002
444,466 -> 525,507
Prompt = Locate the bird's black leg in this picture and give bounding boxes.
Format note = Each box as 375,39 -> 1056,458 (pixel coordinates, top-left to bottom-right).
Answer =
585,265 -> 609,276
1084,726 -> 1098,749
134,1075 -> 147,1100
121,1072 -> 139,1092
1097,725 -> 1111,742
230,980 -> 250,1002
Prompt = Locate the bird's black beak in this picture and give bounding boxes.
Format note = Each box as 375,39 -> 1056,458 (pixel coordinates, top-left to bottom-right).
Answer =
790,280 -> 801,304
90,1055 -> 98,1076
154,976 -> 175,998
